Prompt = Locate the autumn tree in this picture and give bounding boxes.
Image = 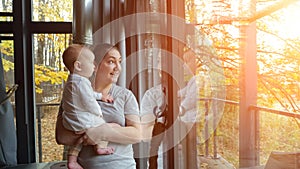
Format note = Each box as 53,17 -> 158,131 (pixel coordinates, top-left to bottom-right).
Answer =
185,0 -> 300,166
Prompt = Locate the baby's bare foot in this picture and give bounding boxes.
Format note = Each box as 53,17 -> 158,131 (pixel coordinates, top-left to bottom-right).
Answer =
67,161 -> 83,169
96,147 -> 115,155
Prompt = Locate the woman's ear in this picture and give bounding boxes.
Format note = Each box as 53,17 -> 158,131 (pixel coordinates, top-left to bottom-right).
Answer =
74,60 -> 82,72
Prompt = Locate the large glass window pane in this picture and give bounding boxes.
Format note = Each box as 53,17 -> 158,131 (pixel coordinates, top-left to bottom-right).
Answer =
185,0 -> 300,168
32,0 -> 73,22
0,0 -> 12,12
33,33 -> 71,162
0,0 -> 13,21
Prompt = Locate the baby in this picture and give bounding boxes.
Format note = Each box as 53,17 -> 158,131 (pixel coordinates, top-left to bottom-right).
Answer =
61,44 -> 114,169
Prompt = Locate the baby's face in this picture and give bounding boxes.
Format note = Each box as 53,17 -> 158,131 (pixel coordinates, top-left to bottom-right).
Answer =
76,49 -> 95,78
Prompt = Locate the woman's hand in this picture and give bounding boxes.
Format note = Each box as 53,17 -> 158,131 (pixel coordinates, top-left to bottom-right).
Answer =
83,119 -> 141,145
83,123 -> 113,145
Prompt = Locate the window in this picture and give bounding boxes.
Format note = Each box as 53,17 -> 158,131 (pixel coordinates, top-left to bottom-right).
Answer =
32,0 -> 72,22
33,33 -> 71,162
0,0 -> 12,12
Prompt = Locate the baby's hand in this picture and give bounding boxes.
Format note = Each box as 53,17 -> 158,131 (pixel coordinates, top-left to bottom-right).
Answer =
101,94 -> 114,103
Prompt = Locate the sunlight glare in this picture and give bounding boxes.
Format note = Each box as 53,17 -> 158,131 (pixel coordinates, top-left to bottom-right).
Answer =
277,2 -> 300,39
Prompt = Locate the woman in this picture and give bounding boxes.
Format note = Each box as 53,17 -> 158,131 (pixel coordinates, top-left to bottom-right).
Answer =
56,43 -> 141,169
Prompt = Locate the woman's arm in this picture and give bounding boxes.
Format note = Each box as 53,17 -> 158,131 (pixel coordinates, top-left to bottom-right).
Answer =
85,114 -> 142,145
141,113 -> 155,142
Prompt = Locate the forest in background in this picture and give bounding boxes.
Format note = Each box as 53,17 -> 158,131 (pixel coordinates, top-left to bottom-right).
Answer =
1,0 -> 299,167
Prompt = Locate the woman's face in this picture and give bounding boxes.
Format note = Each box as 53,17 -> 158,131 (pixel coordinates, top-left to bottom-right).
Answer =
95,48 -> 122,85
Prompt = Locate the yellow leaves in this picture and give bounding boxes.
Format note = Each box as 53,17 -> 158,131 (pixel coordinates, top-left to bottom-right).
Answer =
34,64 -> 68,85
47,70 -> 68,84
0,40 -> 14,57
1,63 -> 67,94
33,64 -> 68,94
35,72 -> 51,85
59,71 -> 68,81
2,59 -> 14,72
35,86 -> 43,94
32,0 -> 73,22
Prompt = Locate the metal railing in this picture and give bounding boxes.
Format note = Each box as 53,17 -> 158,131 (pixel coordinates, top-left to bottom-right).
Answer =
34,98 -> 300,165
199,98 -> 300,166
200,98 -> 239,159
249,105 -> 300,119
36,102 -> 60,163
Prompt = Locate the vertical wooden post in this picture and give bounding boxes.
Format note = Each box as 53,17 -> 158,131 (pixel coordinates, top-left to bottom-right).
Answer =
238,19 -> 258,168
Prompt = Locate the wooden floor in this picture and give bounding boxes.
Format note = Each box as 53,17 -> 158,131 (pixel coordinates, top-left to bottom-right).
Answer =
240,167 -> 264,169
4,151 -> 299,169
198,155 -> 236,169
198,155 -> 266,169
3,161 -> 67,169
